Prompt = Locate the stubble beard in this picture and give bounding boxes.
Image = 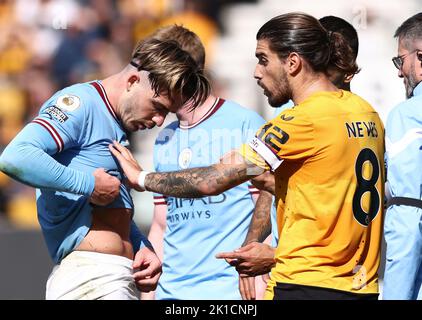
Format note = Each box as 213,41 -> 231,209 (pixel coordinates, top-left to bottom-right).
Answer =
405,57 -> 422,99
120,99 -> 137,132
405,69 -> 418,99
268,80 -> 291,107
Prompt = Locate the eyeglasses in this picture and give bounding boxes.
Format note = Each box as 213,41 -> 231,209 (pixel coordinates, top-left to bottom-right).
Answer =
392,49 -> 422,70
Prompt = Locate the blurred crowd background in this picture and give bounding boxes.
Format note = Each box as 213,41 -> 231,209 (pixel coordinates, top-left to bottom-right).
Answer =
0,0 -> 420,233
0,0 -> 241,230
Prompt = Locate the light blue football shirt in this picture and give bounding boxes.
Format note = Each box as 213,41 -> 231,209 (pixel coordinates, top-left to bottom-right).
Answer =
386,82 -> 422,200
383,81 -> 422,299
153,98 -> 265,299
0,81 -> 149,263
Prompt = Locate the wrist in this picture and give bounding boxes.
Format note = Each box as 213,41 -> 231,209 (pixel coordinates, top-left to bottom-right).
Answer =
85,171 -> 96,196
242,238 -> 259,246
139,237 -> 154,251
137,171 -> 150,191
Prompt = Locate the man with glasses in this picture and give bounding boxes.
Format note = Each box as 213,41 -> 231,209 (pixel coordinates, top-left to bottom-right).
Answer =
384,12 -> 422,300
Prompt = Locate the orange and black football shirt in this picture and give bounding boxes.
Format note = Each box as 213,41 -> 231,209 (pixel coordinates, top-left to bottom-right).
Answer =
239,90 -> 385,297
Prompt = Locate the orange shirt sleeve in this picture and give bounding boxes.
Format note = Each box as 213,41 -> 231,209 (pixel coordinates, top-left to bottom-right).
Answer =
239,108 -> 315,171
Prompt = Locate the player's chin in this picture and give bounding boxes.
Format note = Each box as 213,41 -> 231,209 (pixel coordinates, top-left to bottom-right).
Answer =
134,121 -> 155,130
129,123 -> 146,131
123,122 -> 139,132
269,95 -> 289,108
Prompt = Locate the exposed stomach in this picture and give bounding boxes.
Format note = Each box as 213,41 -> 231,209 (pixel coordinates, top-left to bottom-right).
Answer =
75,207 -> 134,260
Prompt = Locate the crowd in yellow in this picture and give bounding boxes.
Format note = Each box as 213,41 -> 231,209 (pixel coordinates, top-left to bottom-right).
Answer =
0,0 -> 219,228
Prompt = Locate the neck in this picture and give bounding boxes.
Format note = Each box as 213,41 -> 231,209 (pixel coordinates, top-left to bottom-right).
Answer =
177,94 -> 217,126
291,72 -> 338,105
339,82 -> 351,91
100,72 -> 125,118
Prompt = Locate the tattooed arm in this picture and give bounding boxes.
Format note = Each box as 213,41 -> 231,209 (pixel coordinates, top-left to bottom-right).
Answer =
216,190 -> 275,277
109,141 -> 267,198
236,190 -> 273,300
144,163 -> 253,198
243,190 -> 273,245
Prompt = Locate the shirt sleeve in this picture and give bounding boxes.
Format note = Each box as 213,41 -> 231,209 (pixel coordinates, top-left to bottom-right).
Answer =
33,92 -> 87,153
0,122 -> 94,195
240,112 -> 267,193
239,108 -> 315,171
0,91 -> 95,195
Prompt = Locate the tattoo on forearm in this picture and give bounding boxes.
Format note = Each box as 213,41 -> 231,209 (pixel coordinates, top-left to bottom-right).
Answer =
145,163 -> 254,198
244,191 -> 273,245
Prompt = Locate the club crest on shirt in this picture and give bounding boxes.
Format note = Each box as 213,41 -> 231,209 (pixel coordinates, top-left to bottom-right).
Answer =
178,148 -> 192,169
56,94 -> 81,112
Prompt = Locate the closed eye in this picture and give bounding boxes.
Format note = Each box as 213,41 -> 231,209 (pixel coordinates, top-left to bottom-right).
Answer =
152,101 -> 169,115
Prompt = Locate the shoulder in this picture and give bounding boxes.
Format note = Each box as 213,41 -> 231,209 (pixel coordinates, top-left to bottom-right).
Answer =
347,92 -> 379,112
40,83 -> 94,115
59,82 -> 97,109
386,98 -> 411,125
299,91 -> 376,118
389,95 -> 422,119
221,99 -> 265,124
271,106 -> 313,129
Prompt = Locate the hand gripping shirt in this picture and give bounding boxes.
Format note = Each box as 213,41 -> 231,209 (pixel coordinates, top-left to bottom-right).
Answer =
0,81 -> 149,263
240,90 -> 385,296
153,98 -> 265,299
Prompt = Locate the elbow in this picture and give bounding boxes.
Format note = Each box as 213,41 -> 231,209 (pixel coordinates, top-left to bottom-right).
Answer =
198,183 -> 225,197
0,148 -> 23,180
0,150 -> 13,176
208,187 -> 224,197
206,189 -> 221,197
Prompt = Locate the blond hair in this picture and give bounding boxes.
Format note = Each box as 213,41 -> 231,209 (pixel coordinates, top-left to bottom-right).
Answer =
151,25 -> 206,69
131,38 -> 210,110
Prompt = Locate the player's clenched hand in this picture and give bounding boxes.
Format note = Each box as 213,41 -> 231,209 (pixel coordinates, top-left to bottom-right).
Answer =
133,247 -> 162,292
216,242 -> 276,276
109,141 -> 144,191
90,168 -> 120,206
251,171 -> 275,195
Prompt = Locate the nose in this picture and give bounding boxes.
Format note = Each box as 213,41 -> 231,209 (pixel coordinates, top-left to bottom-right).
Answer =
398,68 -> 404,78
254,65 -> 262,80
152,114 -> 165,127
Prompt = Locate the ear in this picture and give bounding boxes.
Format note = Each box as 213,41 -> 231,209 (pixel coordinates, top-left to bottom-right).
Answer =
126,73 -> 140,91
344,73 -> 355,84
286,52 -> 301,76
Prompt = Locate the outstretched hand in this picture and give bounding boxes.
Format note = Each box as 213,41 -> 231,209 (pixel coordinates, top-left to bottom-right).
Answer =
216,242 -> 276,276
109,141 -> 144,191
